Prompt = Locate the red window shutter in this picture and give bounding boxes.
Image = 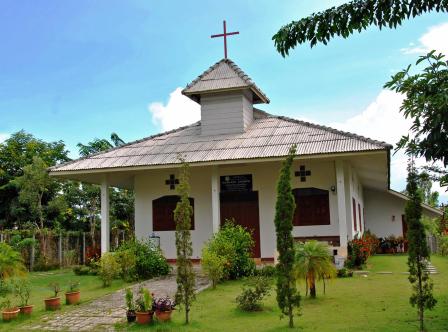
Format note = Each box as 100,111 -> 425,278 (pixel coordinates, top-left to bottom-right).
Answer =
153,195 -> 195,231
358,203 -> 362,232
352,198 -> 357,231
292,188 -> 330,226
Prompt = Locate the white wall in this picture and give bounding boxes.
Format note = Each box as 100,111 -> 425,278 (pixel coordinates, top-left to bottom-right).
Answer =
348,165 -> 365,238
134,159 -> 341,259
364,189 -> 405,238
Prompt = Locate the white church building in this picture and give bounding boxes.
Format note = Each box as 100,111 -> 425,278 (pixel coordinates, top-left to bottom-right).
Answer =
50,58 -> 442,261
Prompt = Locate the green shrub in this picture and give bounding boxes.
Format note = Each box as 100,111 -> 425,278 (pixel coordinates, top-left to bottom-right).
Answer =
236,276 -> 271,311
207,220 -> 255,279
201,246 -> 226,288
437,234 -> 448,256
15,278 -> 31,307
336,267 -> 353,278
73,265 -> 90,276
115,248 -> 137,282
0,242 -> 26,279
135,287 -> 153,312
116,239 -> 170,280
99,253 -> 121,287
254,265 -> 276,277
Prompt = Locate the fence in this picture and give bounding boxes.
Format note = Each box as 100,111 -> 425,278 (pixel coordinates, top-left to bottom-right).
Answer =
0,229 -> 130,271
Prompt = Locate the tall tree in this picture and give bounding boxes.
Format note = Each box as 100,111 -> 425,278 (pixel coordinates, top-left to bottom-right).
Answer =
405,161 -> 437,331
174,160 -> 195,324
385,52 -> 448,186
77,132 -> 125,157
0,131 -> 69,228
274,145 -> 301,328
273,0 -> 448,56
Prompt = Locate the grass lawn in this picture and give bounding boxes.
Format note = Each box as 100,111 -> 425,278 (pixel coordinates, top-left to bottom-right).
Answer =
119,255 -> 448,332
0,268 -> 131,331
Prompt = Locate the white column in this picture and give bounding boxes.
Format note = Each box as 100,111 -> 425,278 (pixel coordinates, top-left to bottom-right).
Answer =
100,179 -> 110,254
335,160 -> 348,254
211,166 -> 220,234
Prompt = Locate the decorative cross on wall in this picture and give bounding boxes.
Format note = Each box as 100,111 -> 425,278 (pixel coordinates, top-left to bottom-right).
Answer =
165,174 -> 179,190
295,165 -> 311,182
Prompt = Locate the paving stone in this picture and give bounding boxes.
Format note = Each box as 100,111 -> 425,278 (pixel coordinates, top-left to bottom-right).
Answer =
22,266 -> 209,332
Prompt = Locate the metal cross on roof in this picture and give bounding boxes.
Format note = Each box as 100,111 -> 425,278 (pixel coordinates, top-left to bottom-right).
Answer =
211,20 -> 239,59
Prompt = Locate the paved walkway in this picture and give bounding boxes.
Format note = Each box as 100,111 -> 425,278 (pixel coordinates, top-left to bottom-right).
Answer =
26,267 -> 209,331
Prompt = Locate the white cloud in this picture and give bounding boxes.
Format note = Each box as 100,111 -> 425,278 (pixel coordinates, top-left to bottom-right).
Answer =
0,133 -> 10,143
330,90 -> 447,202
148,88 -> 200,131
401,22 -> 448,55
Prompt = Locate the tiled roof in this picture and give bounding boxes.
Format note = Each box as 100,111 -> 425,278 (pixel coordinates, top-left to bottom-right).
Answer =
50,110 -> 391,173
182,58 -> 269,104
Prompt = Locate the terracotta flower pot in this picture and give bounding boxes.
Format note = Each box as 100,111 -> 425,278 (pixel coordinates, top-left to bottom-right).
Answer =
44,297 -> 61,311
65,291 -> 81,305
2,308 -> 20,321
19,305 -> 34,315
156,310 -> 172,322
135,311 -> 153,324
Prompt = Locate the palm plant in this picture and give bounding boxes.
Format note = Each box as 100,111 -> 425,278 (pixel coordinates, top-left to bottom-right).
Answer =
294,240 -> 336,298
0,242 -> 26,280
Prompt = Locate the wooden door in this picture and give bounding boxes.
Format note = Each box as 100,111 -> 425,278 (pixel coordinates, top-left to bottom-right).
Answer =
220,191 -> 261,258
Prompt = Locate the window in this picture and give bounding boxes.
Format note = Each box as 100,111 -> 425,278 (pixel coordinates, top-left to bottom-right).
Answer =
152,195 -> 194,231
352,198 -> 357,231
292,188 -> 330,226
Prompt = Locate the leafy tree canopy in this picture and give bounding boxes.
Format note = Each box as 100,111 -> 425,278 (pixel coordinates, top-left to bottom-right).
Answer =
273,0 -> 448,56
77,132 -> 125,157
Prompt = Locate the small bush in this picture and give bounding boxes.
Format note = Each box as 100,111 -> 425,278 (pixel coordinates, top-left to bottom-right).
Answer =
236,276 -> 271,311
254,265 -> 276,277
207,220 -> 255,280
99,253 -> 121,287
201,246 -> 226,288
115,239 -> 170,280
73,265 -> 90,276
115,248 -> 137,282
336,268 -> 353,278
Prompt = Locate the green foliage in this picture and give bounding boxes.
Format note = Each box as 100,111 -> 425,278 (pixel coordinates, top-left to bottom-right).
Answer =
15,278 -> 32,307
385,51 -> 448,186
67,280 -> 80,292
73,265 -> 91,276
437,234 -> 448,256
48,282 -> 61,298
135,287 -> 153,312
115,248 -> 137,282
274,145 -> 300,327
125,288 -> 135,311
294,241 -> 336,298
236,276 -> 272,312
116,238 -> 170,280
174,161 -> 195,324
273,0 -> 448,56
336,268 -> 353,278
98,253 -> 121,287
0,242 -> 26,280
254,265 -> 277,278
405,162 -> 437,331
201,246 -> 226,288
210,221 -> 256,280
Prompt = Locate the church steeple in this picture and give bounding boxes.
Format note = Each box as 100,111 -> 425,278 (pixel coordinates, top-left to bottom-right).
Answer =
182,58 -> 269,136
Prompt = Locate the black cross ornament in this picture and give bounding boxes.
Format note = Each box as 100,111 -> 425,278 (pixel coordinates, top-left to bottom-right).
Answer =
295,165 -> 311,182
165,174 -> 179,190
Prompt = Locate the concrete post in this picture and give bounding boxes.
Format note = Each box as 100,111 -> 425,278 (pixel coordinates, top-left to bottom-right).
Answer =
211,166 -> 221,234
335,160 -> 348,257
101,179 -> 110,254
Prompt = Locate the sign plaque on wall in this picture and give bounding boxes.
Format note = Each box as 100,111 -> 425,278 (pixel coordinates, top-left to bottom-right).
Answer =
220,174 -> 253,192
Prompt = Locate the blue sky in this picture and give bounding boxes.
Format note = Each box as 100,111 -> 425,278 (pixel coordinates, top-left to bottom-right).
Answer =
0,1 -> 447,199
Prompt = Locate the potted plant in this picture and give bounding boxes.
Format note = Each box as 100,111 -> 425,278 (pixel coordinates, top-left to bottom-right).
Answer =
154,296 -> 176,322
1,297 -> 20,322
44,282 -> 61,311
135,287 -> 153,324
16,279 -> 33,315
65,280 -> 80,305
125,288 -> 136,323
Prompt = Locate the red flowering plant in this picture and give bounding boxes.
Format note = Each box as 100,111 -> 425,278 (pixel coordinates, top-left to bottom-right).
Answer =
346,232 -> 379,269
86,244 -> 101,265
